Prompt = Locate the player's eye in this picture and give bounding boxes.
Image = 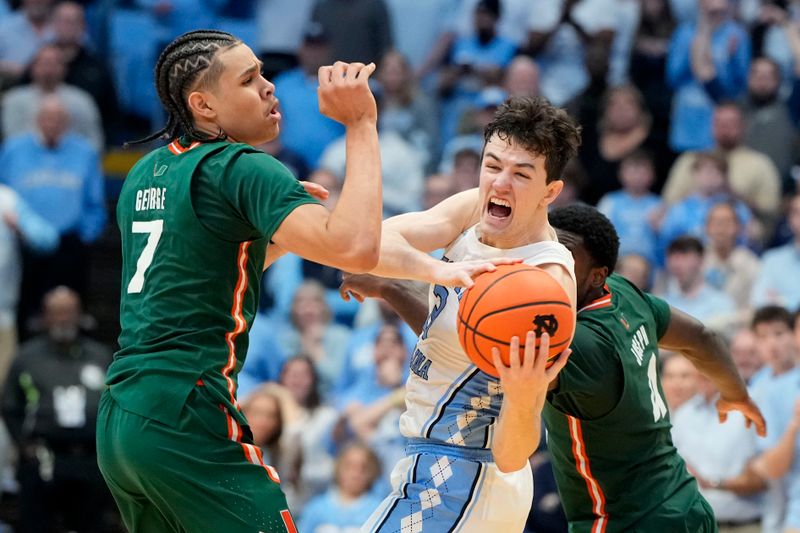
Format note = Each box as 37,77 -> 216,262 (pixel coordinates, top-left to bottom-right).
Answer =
515,172 -> 531,180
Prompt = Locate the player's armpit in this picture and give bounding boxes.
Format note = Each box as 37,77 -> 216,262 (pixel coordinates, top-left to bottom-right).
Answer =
272,203 -> 379,273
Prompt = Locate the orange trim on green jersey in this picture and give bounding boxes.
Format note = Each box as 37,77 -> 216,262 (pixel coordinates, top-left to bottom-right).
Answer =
167,139 -> 201,155
568,415 -> 608,533
578,284 -> 612,314
222,241 -> 251,410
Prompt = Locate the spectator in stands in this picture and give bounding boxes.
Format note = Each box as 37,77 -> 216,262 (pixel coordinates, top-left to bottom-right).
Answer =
2,286 -> 114,532
272,23 -> 344,168
376,50 -> 439,171
666,0 -> 750,152
659,351 -> 698,414
703,201 -> 761,311
277,281 -> 351,395
337,324 -> 408,483
0,95 -> 106,332
236,312 -> 287,399
671,372 -> 765,532
629,0 -> 676,136
319,112 -> 424,217
579,85 -> 674,204
525,0 -> 616,107
0,184 -> 57,386
740,57 -> 798,184
423,174 -> 457,211
1,44 -> 103,151
255,137 -> 309,181
751,192 -> 800,310
311,0 -> 393,65
616,253 -> 652,291
0,0 -> 53,84
662,103 -> 782,227
133,0 -> 227,40
438,0 -> 516,143
748,306 -> 800,533
384,0 -> 456,74
256,0 -> 315,79
51,1 -> 119,144
729,328 -> 764,386
660,152 -> 752,257
298,442 -> 383,533
660,236 -> 736,333
549,157 -> 587,209
278,355 -> 339,506
503,54 -> 539,98
597,150 -> 663,266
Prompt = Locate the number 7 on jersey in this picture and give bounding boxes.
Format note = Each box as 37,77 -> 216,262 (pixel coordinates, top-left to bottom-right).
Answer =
127,220 -> 164,294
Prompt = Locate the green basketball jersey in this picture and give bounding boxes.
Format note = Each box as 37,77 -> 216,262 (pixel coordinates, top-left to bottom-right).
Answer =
107,138 -> 317,427
543,274 -> 712,533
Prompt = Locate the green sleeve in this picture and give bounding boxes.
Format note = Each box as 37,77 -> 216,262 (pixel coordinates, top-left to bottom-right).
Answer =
644,293 -> 671,340
192,149 -> 320,242
548,324 -> 623,420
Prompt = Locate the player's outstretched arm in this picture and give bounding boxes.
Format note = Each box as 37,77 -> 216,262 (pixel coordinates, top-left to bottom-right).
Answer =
491,332 -> 570,473
658,306 -> 767,437
370,188 -> 518,286
339,273 -> 428,335
272,62 -> 381,273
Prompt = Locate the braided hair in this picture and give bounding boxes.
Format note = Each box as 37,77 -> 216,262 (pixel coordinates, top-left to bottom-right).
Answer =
128,29 -> 241,146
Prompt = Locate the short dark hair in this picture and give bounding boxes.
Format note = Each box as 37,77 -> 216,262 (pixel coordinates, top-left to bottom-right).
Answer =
752,305 -> 794,330
666,236 -> 704,256
549,204 -> 619,273
621,147 -> 654,167
129,29 -> 242,145
484,96 -> 582,183
692,151 -> 729,176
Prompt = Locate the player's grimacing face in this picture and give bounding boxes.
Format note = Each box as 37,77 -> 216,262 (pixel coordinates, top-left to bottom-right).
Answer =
201,44 -> 281,146
478,134 -> 562,248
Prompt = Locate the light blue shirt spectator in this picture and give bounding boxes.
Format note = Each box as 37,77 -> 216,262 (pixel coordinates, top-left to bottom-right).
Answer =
660,195 -> 751,261
298,488 -> 383,533
671,393 -> 763,523
236,313 -> 287,400
272,67 -> 345,168
751,367 -> 800,533
0,10 -> 51,72
751,243 -> 800,311
666,20 -> 750,151
134,0 -> 227,39
0,132 -> 106,243
0,184 -> 58,327
662,281 -> 735,328
385,0 -> 458,69
597,190 -> 662,266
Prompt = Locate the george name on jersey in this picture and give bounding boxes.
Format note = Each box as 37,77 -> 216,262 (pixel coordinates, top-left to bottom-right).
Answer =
135,187 -> 167,212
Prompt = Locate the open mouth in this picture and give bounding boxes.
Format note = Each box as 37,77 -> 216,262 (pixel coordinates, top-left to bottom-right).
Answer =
267,100 -> 281,119
487,196 -> 512,219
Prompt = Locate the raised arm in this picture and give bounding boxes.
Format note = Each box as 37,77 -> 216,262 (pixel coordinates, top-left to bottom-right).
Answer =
658,306 -> 767,436
271,62 -> 381,273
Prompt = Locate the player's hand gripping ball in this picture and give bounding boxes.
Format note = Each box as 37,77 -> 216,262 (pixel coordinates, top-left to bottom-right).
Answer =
457,264 -> 575,377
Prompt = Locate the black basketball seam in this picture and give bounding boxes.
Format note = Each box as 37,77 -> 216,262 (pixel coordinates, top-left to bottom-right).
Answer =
463,266 -> 540,327
469,323 -> 499,377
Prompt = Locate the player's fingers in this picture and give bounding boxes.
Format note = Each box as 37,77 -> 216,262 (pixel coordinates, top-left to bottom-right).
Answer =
491,347 -> 507,378
332,61 -> 347,82
523,331 -> 537,372
718,410 -> 728,424
345,62 -> 365,80
357,62 -> 377,80
459,273 -> 475,288
318,65 -> 333,87
509,336 -> 521,370
545,348 -> 571,381
300,181 -> 330,200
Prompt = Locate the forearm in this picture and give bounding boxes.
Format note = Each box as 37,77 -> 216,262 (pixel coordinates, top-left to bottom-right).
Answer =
380,279 -> 429,335
325,122 -> 382,269
690,27 -> 715,81
492,396 -> 544,473
370,230 -> 443,282
752,424 -> 800,480
718,463 -> 767,496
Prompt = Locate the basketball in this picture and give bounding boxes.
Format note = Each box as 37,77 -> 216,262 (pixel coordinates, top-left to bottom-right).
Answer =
457,264 -> 575,377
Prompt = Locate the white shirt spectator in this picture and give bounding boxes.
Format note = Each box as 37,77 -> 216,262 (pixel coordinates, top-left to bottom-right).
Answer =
0,11 -> 51,71
386,0 -> 458,69
256,0 -> 315,54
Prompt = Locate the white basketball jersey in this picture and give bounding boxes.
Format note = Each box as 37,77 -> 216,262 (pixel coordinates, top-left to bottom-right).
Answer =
399,226 -> 576,449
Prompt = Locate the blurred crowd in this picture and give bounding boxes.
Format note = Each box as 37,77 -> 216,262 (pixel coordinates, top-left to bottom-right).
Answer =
0,0 -> 798,531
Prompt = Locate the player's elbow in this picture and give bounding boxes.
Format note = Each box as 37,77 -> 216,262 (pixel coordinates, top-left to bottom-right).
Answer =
340,244 -> 380,273
494,455 -> 527,474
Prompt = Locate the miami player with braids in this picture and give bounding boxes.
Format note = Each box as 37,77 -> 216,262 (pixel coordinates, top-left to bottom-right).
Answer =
96,30 -> 382,532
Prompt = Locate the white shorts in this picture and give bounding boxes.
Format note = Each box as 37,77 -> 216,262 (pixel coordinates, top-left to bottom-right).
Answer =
361,447 -> 533,533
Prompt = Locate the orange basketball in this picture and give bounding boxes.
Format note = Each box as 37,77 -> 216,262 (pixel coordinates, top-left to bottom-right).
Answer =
457,264 -> 575,377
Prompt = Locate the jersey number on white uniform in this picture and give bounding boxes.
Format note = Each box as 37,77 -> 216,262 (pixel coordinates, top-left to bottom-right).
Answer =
127,220 -> 164,294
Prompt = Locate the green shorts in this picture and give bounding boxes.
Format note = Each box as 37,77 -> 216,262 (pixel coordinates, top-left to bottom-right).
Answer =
96,386 -> 296,533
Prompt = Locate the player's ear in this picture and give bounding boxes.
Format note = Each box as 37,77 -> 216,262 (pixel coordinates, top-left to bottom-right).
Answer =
187,90 -> 217,120
591,266 -> 608,288
542,179 -> 564,207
